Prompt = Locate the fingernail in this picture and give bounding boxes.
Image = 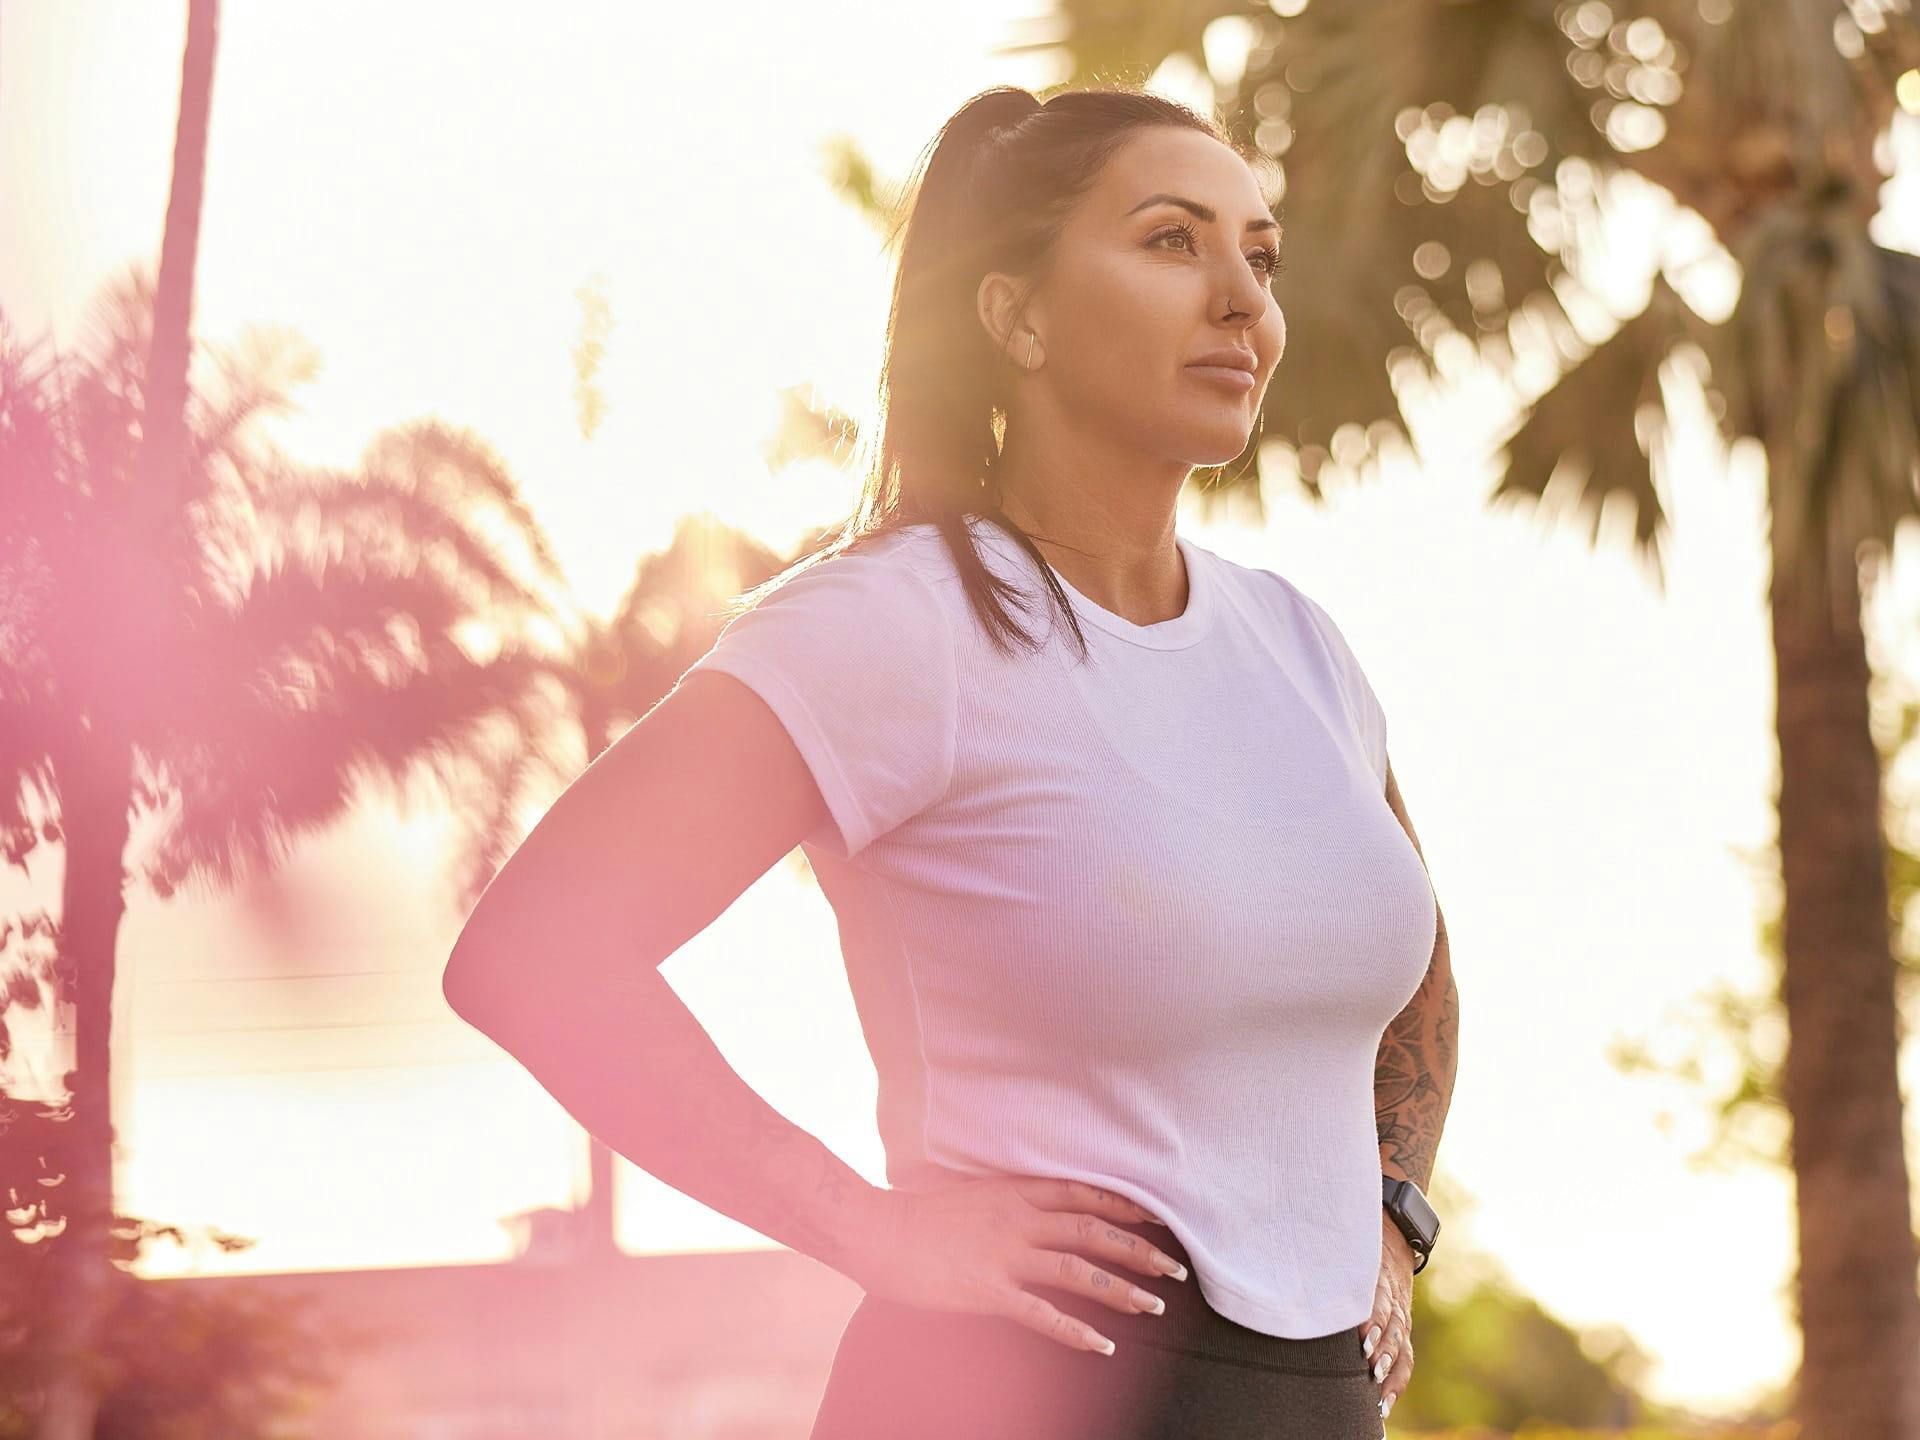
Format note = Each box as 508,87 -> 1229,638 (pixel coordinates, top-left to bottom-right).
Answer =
1364,1325 -> 1379,1357
1385,1394 -> 1396,1417
1096,1336 -> 1115,1355
1155,1254 -> 1189,1281
1373,1355 -> 1389,1383
1134,1288 -> 1165,1315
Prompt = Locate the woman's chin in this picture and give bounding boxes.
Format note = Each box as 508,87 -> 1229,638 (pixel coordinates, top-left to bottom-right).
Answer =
1182,428 -> 1259,466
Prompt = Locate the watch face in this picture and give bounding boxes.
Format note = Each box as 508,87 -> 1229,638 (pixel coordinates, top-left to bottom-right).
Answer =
1403,1186 -> 1440,1243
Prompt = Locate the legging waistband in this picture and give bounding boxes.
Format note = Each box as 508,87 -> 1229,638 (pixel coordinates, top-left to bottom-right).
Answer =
1039,1216 -> 1371,1377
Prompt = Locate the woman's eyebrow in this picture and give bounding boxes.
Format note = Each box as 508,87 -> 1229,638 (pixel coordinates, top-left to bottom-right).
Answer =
1124,193 -> 1281,236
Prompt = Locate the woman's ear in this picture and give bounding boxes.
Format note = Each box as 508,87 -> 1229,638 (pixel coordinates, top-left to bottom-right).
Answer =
975,272 -> 1038,367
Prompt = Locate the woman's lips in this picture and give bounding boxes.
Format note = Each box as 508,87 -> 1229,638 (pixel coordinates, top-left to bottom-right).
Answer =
1186,364 -> 1256,391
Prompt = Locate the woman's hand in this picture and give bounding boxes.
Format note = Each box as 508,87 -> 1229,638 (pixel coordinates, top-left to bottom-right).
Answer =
845,1176 -> 1189,1356
1365,1212 -> 1418,1420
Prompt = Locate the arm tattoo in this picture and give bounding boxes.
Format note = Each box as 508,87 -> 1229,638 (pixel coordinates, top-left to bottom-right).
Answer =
1376,904 -> 1457,1189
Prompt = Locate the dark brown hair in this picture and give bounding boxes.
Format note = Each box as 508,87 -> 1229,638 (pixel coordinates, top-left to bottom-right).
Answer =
743,82 -> 1266,662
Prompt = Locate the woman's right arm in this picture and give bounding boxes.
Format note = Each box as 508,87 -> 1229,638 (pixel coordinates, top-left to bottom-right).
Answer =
441,661 -> 1186,1353
439,668 -> 891,1286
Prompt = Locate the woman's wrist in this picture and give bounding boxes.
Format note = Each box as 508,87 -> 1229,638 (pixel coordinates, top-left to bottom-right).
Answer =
837,1182 -> 909,1292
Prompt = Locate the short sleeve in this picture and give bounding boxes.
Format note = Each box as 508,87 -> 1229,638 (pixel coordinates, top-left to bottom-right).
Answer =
1293,589 -> 1389,790
677,546 -> 959,861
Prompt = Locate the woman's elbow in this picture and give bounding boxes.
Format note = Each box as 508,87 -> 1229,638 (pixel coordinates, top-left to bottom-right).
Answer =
442,931 -> 508,1025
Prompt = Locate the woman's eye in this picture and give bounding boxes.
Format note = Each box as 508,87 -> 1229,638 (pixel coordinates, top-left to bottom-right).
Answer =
1155,225 -> 1200,254
1156,225 -> 1282,277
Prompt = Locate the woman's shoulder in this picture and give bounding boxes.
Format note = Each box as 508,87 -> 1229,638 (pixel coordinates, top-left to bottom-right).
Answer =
846,515 -> 1006,569
1196,543 -> 1332,637
830,516 -> 1034,609
838,519 -> 951,571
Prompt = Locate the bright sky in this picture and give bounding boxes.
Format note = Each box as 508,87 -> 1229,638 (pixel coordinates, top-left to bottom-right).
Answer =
8,0 -> 1920,1416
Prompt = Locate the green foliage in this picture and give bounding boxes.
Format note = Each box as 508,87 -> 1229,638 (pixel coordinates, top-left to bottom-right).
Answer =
1387,1276 -> 1641,1431
0,1216 -> 350,1439
1380,1220 -> 1792,1434
1390,1427 -> 1798,1439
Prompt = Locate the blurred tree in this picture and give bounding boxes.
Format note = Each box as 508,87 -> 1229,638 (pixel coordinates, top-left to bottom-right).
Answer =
0,8 -> 995,1438
1,265 -> 812,1423
961,2 -> 1919,1435
1344,1170 -> 1772,1432
1393,1278 -> 1651,1432
21,3 -> 224,1433
0,259 -> 578,1429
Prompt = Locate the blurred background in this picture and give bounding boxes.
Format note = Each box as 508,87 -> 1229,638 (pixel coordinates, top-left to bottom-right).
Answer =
5,0 -> 1920,1436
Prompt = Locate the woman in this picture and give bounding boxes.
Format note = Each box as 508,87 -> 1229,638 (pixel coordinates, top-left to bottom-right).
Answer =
443,82 -> 1454,1439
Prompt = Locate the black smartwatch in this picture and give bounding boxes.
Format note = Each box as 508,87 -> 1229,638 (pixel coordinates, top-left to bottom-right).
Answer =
1382,1174 -> 1439,1274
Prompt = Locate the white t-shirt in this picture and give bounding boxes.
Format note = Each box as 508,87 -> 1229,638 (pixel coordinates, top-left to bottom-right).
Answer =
678,516 -> 1437,1338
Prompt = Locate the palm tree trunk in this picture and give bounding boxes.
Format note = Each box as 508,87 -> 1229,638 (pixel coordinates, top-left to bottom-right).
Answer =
1773,550 -> 1920,1439
32,733 -> 133,1440
129,0 -> 220,535
36,3 -> 219,1432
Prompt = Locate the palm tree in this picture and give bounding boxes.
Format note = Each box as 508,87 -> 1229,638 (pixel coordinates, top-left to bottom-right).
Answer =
0,270 -> 576,1435
4,278 -> 808,1248
0,5 -> 832,1428
23,0 -> 222,1430
1007,1 -> 1920,1433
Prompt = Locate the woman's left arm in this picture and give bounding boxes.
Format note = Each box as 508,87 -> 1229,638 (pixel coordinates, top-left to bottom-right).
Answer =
1364,754 -> 1459,1419
1375,755 -> 1458,1191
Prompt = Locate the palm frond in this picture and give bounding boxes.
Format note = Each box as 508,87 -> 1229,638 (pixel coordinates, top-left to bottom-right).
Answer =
358,420 -> 574,598
1708,186 -> 1920,620
1487,271 -> 1688,588
135,647 -> 570,901
187,322 -> 325,480
245,460 -> 563,638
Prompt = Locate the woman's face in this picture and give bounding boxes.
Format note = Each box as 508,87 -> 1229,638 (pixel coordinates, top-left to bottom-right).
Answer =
988,126 -> 1286,469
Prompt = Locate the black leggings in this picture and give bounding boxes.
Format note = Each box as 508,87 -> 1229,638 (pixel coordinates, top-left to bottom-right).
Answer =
807,1216 -> 1387,1440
